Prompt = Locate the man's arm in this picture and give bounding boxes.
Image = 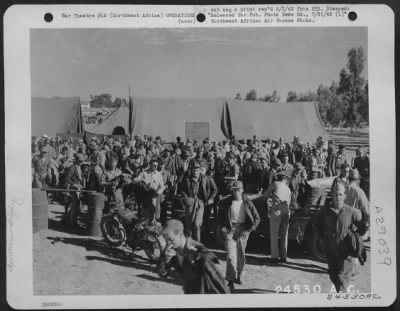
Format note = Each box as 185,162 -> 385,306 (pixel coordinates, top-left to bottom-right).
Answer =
247,182 -> 274,201
208,176 -> 218,202
248,200 -> 260,231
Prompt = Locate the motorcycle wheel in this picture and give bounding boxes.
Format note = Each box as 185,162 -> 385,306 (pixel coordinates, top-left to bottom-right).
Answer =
100,216 -> 126,247
142,232 -> 165,264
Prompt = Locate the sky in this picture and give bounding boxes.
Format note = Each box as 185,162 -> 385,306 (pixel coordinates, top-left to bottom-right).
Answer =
31,27 -> 367,101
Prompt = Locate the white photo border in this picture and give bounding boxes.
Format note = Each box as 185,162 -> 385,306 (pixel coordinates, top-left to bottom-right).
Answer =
4,4 -> 396,309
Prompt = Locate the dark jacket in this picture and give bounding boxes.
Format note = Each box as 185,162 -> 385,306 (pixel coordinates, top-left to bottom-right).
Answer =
242,160 -> 261,185
159,238 -> 230,294
218,196 -> 260,232
178,174 -> 217,203
204,175 -> 218,202
66,164 -> 83,189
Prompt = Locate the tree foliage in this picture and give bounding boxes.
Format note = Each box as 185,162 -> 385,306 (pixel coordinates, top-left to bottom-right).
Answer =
90,94 -> 123,108
245,89 -> 258,101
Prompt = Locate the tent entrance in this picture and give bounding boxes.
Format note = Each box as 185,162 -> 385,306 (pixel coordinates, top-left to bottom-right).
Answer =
112,126 -> 126,135
185,121 -> 210,142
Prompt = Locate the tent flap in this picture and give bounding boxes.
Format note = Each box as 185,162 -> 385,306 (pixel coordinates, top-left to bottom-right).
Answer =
31,97 -> 83,136
83,97 -> 327,142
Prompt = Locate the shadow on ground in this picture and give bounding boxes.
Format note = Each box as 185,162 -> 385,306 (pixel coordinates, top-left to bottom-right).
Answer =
232,288 -> 276,294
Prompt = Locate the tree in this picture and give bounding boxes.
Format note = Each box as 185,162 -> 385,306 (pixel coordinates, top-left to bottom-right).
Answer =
286,91 -> 298,102
298,91 -> 318,102
337,46 -> 367,129
90,94 -> 113,108
245,89 -> 257,101
316,84 -> 332,126
358,81 -> 369,122
259,90 -> 280,102
271,90 -> 280,102
326,94 -> 346,127
234,93 -> 242,100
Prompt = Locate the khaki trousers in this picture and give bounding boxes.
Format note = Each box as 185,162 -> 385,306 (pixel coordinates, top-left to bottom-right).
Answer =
224,224 -> 249,281
269,203 -> 290,259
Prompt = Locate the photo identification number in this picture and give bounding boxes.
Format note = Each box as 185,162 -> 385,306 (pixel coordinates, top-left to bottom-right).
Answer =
275,284 -> 321,294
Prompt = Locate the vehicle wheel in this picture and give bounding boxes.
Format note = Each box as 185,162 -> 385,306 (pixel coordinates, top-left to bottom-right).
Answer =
100,216 -> 126,247
143,231 -> 164,264
306,229 -> 327,262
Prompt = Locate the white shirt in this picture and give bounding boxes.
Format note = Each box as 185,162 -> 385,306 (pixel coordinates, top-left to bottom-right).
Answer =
263,181 -> 291,207
137,169 -> 165,194
230,200 -> 246,224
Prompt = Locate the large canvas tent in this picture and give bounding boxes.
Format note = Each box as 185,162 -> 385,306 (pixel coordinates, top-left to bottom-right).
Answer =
31,97 -> 83,137
86,97 -> 327,142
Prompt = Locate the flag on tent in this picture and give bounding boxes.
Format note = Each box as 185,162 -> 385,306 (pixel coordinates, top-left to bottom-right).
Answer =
128,96 -> 134,137
220,101 -> 233,139
76,104 -> 83,133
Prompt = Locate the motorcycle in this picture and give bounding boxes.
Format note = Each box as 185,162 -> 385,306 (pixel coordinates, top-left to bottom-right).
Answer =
100,206 -> 166,263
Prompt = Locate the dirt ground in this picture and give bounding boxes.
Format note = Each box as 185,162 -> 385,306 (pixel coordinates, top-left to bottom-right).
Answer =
33,203 -> 371,296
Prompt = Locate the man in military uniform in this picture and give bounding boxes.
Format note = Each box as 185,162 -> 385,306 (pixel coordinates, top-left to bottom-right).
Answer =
312,183 -> 367,292
218,180 -> 260,290
331,163 -> 350,194
32,146 -> 51,188
352,147 -> 370,198
334,144 -> 349,176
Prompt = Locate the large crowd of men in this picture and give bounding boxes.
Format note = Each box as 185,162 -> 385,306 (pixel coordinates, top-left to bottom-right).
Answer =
32,133 -> 370,293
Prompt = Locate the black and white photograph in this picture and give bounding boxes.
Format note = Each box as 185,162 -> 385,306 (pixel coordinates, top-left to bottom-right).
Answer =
30,26 -> 372,295
4,4 -> 396,309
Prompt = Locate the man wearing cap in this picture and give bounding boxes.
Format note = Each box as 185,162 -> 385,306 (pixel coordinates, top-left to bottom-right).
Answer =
177,161 -> 210,241
224,152 -> 240,180
136,157 -> 166,223
334,144 -> 349,176
41,138 -> 57,161
242,153 -> 261,194
32,146 -> 52,188
217,152 -> 240,197
345,169 -> 370,232
162,145 -> 175,175
312,183 -> 367,292
290,163 -> 307,210
292,142 -> 308,168
258,156 -> 270,192
331,163 -> 350,194
265,172 -> 291,263
88,141 -> 101,166
260,158 -> 281,193
64,153 -> 85,226
103,156 -> 123,207
218,180 -> 260,290
278,152 -> 294,179
175,147 -> 192,179
249,172 -> 292,263
199,163 -> 218,233
189,147 -> 208,172
325,141 -> 337,177
158,157 -> 176,223
352,147 -> 370,198
308,148 -> 324,180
